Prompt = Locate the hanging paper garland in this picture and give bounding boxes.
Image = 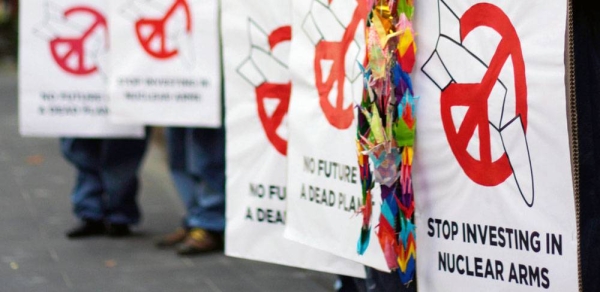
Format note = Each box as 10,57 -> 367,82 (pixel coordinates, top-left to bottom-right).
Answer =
356,0 -> 417,285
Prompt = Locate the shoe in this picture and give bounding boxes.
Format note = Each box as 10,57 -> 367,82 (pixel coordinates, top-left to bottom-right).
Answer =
155,227 -> 188,249
176,228 -> 223,256
66,220 -> 106,239
106,223 -> 131,237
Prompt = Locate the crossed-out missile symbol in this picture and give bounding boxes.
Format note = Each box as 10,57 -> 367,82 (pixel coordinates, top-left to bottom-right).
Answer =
34,2 -> 108,76
237,20 -> 292,156
422,0 -> 534,206
302,0 -> 366,130
120,0 -> 195,67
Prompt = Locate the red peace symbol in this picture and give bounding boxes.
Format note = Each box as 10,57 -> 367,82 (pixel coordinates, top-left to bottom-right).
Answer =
49,6 -> 107,75
314,0 -> 368,129
441,3 -> 527,186
135,0 -> 191,59
256,26 -> 292,156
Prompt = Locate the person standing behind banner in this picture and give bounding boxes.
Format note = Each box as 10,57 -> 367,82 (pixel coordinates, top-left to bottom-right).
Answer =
154,127 -> 225,255
573,0 -> 600,291
61,136 -> 149,238
335,269 -> 417,292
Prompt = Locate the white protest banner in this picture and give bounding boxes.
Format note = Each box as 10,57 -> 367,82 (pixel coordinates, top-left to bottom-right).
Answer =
413,0 -> 578,290
284,0 -> 389,271
107,0 -> 220,127
19,0 -> 143,137
222,0 -> 365,277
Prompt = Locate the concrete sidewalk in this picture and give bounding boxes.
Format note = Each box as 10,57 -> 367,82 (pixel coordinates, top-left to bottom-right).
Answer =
0,70 -> 339,291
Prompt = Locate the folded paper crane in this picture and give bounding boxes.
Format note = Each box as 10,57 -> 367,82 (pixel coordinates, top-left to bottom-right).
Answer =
356,0 -> 418,286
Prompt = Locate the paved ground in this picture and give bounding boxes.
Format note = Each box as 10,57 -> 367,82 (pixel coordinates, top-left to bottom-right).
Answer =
0,69 -> 338,291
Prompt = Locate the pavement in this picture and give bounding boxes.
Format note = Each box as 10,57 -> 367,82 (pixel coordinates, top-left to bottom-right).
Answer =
0,69 -> 338,291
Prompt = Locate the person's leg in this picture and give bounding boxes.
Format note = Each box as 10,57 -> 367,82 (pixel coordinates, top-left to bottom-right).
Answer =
184,127 -> 225,232
155,127 -> 198,247
335,275 -> 366,292
176,127 -> 225,255
60,138 -> 106,237
71,170 -> 104,222
573,5 -> 600,290
100,133 -> 149,235
364,268 -> 417,292
166,127 -> 198,225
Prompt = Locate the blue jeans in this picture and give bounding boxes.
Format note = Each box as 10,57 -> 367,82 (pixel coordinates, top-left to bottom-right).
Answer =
166,127 -> 225,232
60,136 -> 148,224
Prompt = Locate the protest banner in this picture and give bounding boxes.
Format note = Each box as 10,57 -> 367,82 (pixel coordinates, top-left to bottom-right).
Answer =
107,0 -> 220,127
284,0 -> 389,271
413,0 -> 578,290
19,0 -> 143,137
223,0 -> 365,277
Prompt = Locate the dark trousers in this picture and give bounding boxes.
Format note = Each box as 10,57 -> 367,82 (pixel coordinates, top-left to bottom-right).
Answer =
574,1 -> 600,290
337,268 -> 417,292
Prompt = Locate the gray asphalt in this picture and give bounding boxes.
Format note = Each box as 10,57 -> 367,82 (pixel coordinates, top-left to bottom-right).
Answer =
0,69 -> 338,292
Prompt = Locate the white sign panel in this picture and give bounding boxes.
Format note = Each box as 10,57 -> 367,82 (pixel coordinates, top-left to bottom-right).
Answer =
223,0 -> 365,278
413,0 -> 578,290
107,0 -> 220,127
284,0 -> 389,271
19,0 -> 143,137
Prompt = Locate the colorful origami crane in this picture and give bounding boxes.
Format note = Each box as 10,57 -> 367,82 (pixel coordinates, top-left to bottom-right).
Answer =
356,0 -> 418,285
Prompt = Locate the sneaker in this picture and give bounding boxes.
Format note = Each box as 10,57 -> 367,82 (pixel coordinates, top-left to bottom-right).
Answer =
66,220 -> 106,239
155,227 -> 188,249
106,223 -> 131,238
176,228 -> 223,256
